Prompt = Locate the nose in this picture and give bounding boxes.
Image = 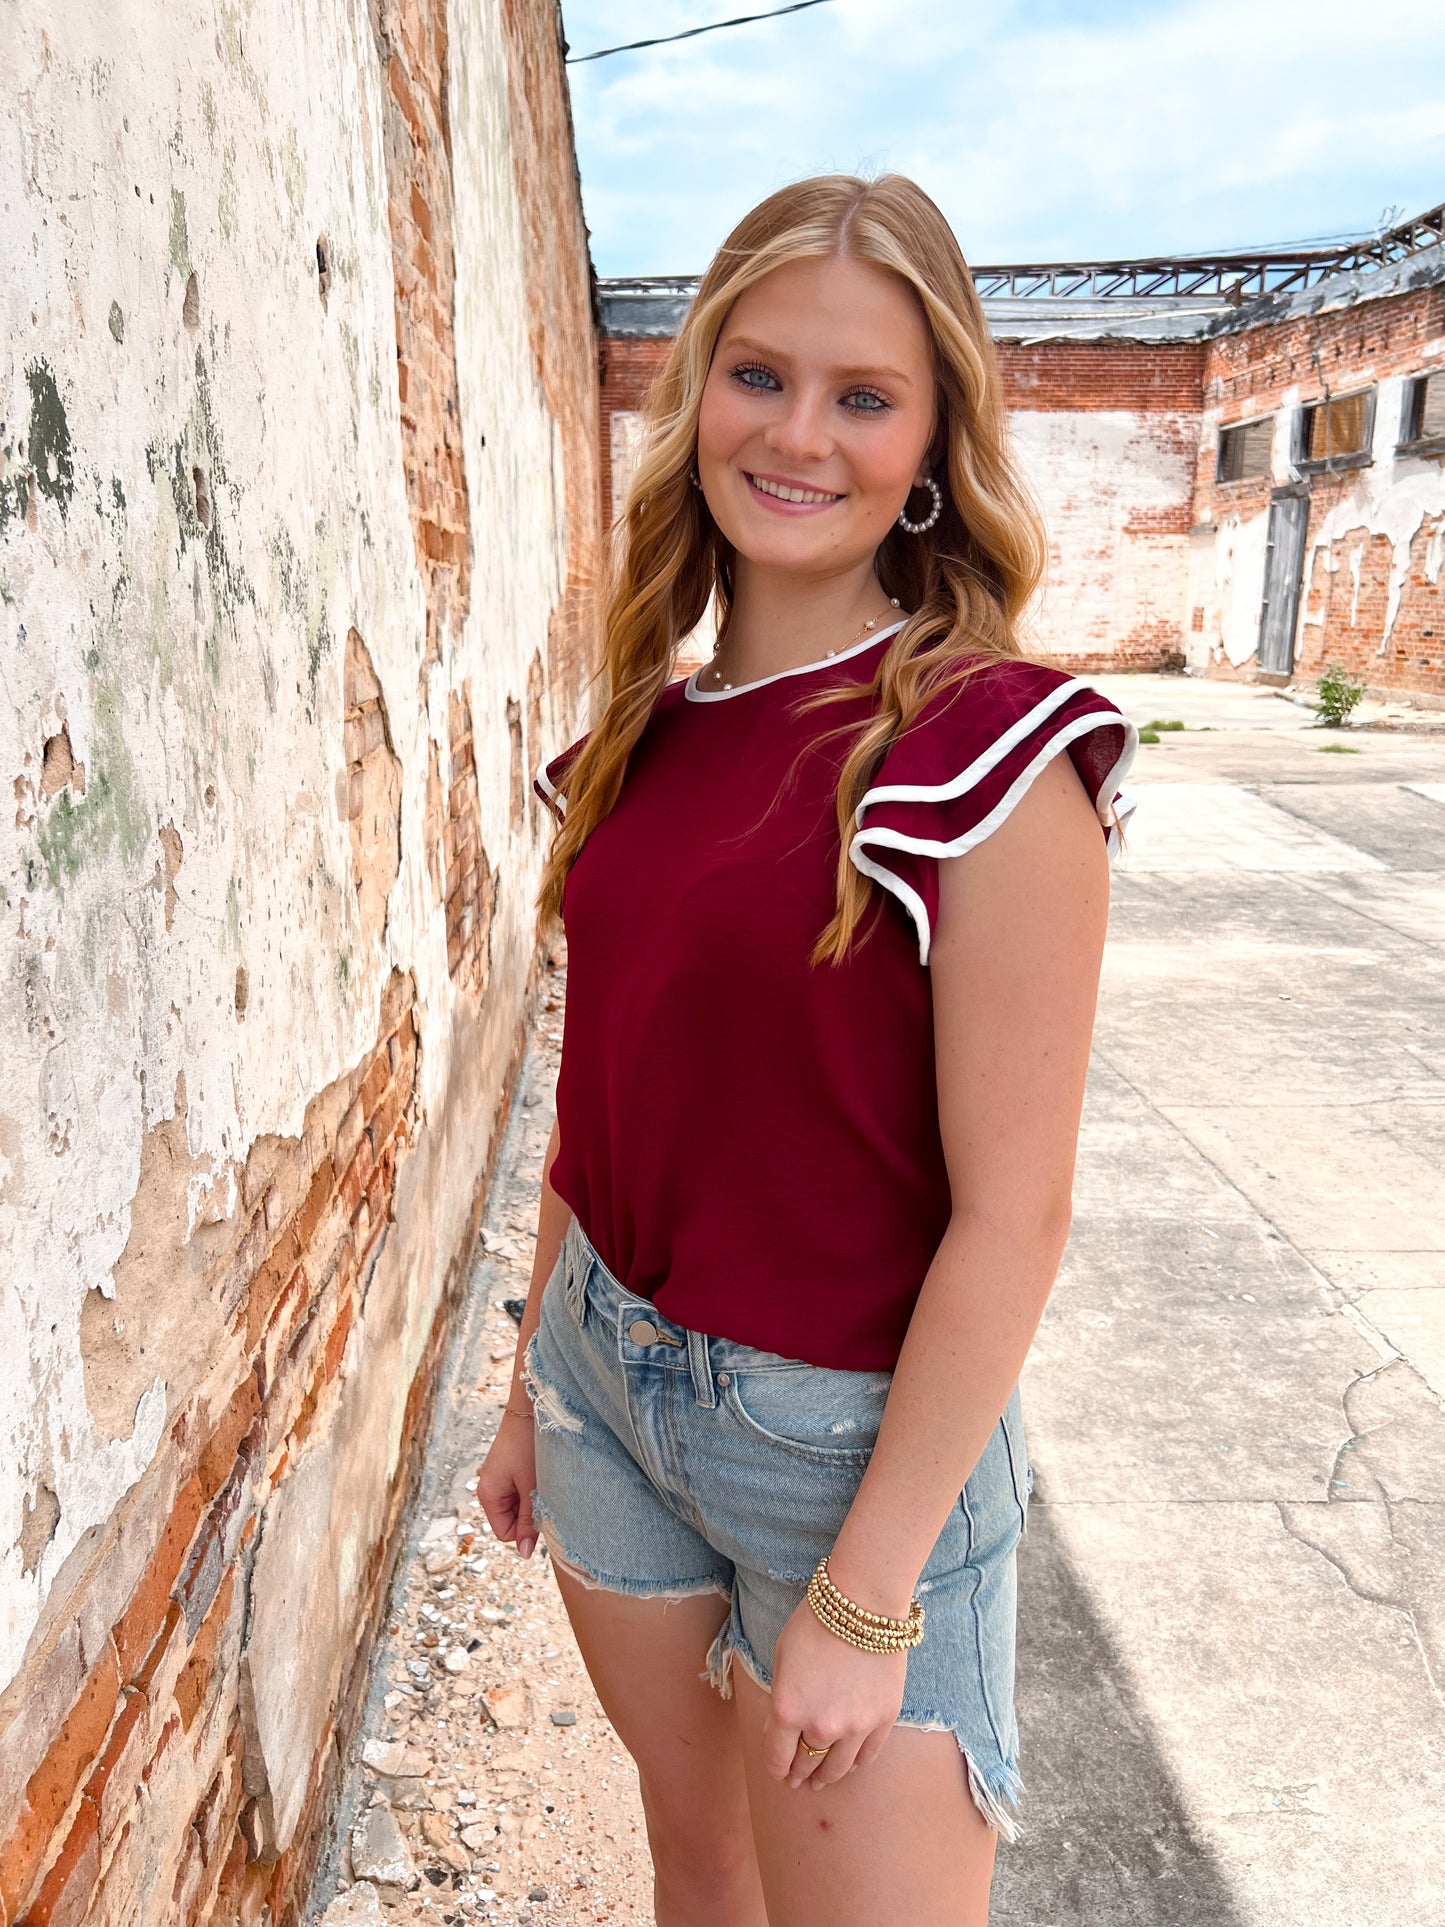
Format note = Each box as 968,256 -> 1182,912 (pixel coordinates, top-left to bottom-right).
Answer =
763,387 -> 834,467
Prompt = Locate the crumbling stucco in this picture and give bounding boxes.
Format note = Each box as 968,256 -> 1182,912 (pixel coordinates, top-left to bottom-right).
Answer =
0,4 -> 598,1916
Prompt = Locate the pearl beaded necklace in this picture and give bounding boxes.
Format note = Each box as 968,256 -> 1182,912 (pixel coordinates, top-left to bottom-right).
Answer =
708,597 -> 903,690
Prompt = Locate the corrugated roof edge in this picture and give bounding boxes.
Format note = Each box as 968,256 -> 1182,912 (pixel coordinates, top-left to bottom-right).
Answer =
598,235 -> 1445,347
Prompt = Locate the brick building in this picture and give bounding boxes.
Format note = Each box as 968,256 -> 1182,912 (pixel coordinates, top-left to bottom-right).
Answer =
1,5 -> 599,1925
598,205 -> 1445,697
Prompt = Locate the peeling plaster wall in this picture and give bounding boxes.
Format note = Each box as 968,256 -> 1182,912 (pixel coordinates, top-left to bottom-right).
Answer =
1008,409 -> 1196,671
0,2 -> 597,1921
1190,283 -> 1445,692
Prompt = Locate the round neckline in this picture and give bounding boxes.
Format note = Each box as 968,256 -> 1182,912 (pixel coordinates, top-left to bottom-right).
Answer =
683,617 -> 908,703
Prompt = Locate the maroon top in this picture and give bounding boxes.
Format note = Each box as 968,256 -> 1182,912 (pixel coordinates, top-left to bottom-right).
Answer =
534,621 -> 1136,1370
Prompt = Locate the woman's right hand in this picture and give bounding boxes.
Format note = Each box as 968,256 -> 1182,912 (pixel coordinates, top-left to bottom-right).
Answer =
477,1409 -> 540,1558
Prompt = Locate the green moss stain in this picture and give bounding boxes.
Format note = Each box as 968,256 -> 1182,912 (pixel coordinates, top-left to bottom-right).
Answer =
36,673 -> 147,892
108,301 -> 125,343
168,188 -> 191,282
218,143 -> 238,242
280,125 -> 305,216
144,350 -> 255,686
25,360 -> 75,519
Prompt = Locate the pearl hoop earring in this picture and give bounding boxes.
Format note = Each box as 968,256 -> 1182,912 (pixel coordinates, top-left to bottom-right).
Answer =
689,465 -> 702,489
898,474 -> 942,535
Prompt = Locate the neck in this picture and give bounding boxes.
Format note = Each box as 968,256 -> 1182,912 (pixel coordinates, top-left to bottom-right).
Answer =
716,558 -> 895,684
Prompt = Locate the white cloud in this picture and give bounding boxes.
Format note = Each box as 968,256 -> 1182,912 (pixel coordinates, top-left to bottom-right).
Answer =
562,0 -> 1445,273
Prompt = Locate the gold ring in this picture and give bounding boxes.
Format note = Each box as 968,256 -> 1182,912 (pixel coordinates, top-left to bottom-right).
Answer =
798,1737 -> 832,1757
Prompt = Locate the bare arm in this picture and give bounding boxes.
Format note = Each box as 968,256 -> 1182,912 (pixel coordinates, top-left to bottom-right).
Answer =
829,752 -> 1109,1613
764,752 -> 1110,1784
477,1115 -> 571,1559
504,1116 -> 571,1414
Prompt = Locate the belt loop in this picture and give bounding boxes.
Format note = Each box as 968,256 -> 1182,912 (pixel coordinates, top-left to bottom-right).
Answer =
562,1216 -> 588,1323
687,1327 -> 716,1408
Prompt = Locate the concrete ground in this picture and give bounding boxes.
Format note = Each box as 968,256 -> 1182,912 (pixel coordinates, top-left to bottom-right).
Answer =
314,672 -> 1444,1927
994,673 -> 1445,1927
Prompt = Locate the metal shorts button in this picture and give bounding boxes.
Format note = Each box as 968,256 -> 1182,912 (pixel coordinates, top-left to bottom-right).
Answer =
628,1318 -> 659,1345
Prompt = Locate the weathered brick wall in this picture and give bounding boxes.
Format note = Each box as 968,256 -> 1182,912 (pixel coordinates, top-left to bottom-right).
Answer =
596,334 -> 1204,672
0,4 -> 598,1925
1190,284 -> 1445,694
998,342 -> 1204,671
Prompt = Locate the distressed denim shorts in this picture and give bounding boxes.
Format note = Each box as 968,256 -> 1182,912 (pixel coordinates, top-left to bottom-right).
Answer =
524,1213 -> 1031,1837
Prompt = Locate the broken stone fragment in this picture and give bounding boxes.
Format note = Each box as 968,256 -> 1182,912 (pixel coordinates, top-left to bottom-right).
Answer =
318,1880 -> 386,1925
485,1680 -> 531,1727
549,1708 -> 577,1726
443,1646 -> 470,1673
349,1802 -> 418,1891
460,1822 -> 494,1852
362,1740 -> 431,1777
423,1545 -> 459,1575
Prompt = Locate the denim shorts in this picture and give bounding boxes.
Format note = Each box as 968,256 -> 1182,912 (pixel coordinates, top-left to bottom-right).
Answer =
523,1213 -> 1031,1837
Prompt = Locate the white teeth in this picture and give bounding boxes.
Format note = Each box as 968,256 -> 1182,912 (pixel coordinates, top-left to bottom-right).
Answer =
749,474 -> 839,505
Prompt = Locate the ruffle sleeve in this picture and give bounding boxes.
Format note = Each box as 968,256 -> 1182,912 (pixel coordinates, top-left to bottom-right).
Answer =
532,731 -> 591,823
848,661 -> 1138,965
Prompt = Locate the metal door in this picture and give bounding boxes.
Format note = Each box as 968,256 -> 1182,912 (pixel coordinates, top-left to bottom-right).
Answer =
1256,492 -> 1310,675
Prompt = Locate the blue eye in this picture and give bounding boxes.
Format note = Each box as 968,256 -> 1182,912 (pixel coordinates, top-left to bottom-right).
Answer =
845,389 -> 890,415
730,363 -> 779,391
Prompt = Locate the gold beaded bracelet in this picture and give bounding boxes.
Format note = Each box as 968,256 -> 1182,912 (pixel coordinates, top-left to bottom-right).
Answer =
805,1556 -> 925,1654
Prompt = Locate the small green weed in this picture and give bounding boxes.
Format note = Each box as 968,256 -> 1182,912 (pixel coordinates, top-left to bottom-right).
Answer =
1315,743 -> 1361,754
1314,663 -> 1366,727
1138,728 -> 1161,744
1145,718 -> 1187,731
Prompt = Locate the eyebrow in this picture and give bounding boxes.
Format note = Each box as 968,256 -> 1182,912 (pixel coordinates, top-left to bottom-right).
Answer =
720,335 -> 917,389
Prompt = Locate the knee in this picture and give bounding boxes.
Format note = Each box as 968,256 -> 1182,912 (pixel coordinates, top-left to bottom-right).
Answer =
639,1767 -> 754,1888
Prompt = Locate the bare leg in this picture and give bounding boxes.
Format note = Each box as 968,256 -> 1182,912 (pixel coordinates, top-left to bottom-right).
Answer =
548,1558 -> 769,1927
730,1662 -> 998,1927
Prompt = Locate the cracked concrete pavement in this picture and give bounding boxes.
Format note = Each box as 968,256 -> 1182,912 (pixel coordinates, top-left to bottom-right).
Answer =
995,674 -> 1445,1927
313,673 -> 1443,1927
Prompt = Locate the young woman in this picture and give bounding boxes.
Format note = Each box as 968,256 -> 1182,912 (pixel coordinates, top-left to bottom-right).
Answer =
477,173 -> 1136,1926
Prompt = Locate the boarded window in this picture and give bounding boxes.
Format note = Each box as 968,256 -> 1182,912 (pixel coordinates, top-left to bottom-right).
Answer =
1217,417 -> 1273,482
1300,390 -> 1372,465
1401,371 -> 1445,448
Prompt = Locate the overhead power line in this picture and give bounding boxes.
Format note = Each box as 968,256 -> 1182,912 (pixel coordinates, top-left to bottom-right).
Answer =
565,0 -> 834,65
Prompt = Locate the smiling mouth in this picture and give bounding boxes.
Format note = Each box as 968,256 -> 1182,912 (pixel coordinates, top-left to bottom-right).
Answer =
745,472 -> 843,506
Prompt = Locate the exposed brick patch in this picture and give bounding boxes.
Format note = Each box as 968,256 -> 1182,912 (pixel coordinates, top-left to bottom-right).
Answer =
373,0 -> 472,659
496,0 -> 603,718
343,628 -> 402,947
0,978 -> 423,1922
444,689 -> 496,996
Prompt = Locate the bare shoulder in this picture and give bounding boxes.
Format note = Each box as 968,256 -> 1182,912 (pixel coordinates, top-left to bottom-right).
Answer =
931,752 -> 1110,968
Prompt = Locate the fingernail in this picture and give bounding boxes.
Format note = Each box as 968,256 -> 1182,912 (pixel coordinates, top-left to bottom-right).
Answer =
517,1536 -> 535,1558
787,1776 -> 801,1789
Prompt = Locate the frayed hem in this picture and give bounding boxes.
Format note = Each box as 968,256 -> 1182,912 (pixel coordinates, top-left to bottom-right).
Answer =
533,1509 -> 731,1607
895,1713 -> 1025,1843
701,1618 -> 772,1701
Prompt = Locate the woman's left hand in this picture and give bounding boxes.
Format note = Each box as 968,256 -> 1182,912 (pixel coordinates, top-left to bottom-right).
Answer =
762,1595 -> 908,1789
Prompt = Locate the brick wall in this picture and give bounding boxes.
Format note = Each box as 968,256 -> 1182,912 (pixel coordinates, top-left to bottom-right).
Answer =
0,4 -> 599,1924
380,0 -> 473,664
1191,283 -> 1445,694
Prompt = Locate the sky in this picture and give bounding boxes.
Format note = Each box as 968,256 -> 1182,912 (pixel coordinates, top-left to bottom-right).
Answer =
559,0 -> 1445,278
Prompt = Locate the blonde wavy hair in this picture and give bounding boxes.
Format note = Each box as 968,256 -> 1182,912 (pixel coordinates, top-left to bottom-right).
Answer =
536,171 -> 1047,965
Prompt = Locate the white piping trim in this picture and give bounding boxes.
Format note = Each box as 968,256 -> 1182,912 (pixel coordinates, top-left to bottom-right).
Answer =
533,757 -> 565,819
683,618 -> 907,703
849,708 -> 1140,966
854,676 -> 1098,823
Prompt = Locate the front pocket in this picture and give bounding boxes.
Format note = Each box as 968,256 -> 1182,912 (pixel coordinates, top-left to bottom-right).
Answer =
1000,1386 -> 1030,1534
721,1364 -> 891,1466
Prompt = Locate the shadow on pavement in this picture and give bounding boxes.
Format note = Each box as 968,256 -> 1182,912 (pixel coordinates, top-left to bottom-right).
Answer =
991,1500 -> 1246,1927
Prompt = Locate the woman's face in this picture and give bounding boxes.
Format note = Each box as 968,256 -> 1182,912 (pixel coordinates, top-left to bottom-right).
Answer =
696,253 -> 937,581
